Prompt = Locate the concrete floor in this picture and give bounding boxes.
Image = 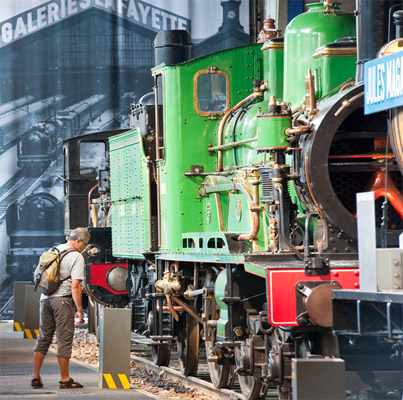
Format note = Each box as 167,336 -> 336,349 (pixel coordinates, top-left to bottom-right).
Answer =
0,321 -> 160,399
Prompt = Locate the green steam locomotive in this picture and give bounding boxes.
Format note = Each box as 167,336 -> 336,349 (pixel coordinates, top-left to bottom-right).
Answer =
63,1 -> 403,399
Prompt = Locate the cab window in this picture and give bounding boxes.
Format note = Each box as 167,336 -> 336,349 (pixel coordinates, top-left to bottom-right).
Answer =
79,141 -> 106,178
194,69 -> 229,116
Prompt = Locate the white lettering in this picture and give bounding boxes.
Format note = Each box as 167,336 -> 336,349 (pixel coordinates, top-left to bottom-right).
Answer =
116,0 -> 127,15
68,0 -> 78,15
104,0 -> 117,12
159,10 -> 169,29
27,13 -> 38,33
48,3 -> 60,24
37,6 -> 47,28
138,3 -> 150,24
151,8 -> 160,30
177,17 -> 187,30
379,63 -> 385,101
14,17 -> 28,39
80,0 -> 91,9
1,23 -> 13,43
386,60 -> 392,100
61,0 -> 66,18
169,15 -> 177,29
127,0 -> 139,21
95,0 -> 104,6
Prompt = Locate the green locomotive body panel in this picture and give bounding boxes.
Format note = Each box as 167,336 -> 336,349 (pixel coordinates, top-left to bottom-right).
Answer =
109,129 -> 149,259
284,2 -> 356,108
153,44 -> 264,254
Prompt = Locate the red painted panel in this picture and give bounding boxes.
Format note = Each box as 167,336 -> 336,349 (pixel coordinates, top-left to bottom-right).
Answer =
267,268 -> 359,326
89,263 -> 128,294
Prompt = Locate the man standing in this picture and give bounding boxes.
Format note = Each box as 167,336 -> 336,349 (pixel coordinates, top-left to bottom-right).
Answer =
31,227 -> 90,389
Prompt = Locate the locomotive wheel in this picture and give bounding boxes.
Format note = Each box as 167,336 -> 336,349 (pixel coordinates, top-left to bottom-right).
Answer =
176,312 -> 199,376
151,343 -> 171,367
148,310 -> 171,367
234,345 -> 263,400
205,340 -> 234,389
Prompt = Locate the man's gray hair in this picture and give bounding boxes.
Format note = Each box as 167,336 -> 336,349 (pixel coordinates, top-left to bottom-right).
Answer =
68,228 -> 90,243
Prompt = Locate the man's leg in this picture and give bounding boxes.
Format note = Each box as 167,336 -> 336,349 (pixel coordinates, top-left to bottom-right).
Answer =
57,356 -> 70,381
33,351 -> 46,379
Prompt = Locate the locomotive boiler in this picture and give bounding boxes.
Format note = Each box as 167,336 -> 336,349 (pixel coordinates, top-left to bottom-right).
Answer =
64,2 -> 403,399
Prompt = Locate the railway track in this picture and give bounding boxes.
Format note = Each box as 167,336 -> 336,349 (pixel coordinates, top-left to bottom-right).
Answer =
0,173 -> 42,223
0,272 -> 17,320
130,334 -> 279,400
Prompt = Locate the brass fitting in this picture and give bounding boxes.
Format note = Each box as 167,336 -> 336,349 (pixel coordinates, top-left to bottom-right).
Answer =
155,270 -> 182,297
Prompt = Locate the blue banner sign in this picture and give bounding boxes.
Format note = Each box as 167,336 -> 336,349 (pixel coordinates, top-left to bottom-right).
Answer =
364,50 -> 403,115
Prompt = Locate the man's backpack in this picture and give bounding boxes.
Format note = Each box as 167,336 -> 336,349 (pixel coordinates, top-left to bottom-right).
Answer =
33,247 -> 76,295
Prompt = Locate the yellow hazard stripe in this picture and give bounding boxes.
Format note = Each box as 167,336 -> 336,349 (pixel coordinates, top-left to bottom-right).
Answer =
24,329 -> 33,339
118,374 -> 130,389
14,322 -> 23,331
103,374 -> 130,389
34,329 -> 39,337
103,374 -> 117,389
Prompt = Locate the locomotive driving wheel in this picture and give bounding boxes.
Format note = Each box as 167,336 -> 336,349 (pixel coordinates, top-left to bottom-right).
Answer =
234,339 -> 263,400
176,311 -> 199,376
205,340 -> 234,389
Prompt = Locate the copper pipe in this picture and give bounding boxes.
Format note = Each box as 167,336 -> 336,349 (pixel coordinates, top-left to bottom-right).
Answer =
161,305 -> 183,312
238,181 -> 260,241
370,172 -> 403,218
166,296 -> 179,322
285,126 -> 311,136
172,296 -> 203,325
216,91 -> 263,172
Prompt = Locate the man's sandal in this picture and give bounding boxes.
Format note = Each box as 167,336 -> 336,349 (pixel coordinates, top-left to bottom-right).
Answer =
31,377 -> 43,388
59,378 -> 83,389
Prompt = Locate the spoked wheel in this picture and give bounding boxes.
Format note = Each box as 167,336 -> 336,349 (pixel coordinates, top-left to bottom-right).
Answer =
176,312 -> 199,376
205,340 -> 234,389
234,345 -> 263,400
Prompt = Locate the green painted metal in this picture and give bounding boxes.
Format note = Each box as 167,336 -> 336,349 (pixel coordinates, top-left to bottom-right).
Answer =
262,39 -> 284,101
284,2 -> 356,108
314,47 -> 356,99
256,114 -> 291,149
153,44 -> 264,254
109,129 -> 149,259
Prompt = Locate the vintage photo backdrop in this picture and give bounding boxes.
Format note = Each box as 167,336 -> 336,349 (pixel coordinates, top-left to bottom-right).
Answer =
0,0 -> 250,315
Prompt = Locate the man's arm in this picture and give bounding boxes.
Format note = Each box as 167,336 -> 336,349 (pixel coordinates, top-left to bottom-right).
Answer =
72,279 -> 84,325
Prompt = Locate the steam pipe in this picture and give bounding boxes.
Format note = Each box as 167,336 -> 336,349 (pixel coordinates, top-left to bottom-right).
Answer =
238,181 -> 260,241
216,89 -> 265,172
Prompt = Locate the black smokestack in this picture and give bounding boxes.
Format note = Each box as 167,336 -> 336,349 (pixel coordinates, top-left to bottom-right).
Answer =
153,30 -> 192,66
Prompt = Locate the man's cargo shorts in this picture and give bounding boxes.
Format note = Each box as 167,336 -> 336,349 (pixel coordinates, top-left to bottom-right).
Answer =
33,296 -> 75,358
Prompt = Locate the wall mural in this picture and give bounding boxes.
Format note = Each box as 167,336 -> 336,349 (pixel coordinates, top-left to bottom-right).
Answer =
0,0 -> 250,318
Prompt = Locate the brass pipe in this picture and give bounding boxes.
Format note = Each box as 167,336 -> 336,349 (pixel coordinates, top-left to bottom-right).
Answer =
238,181 -> 260,241
172,296 -> 203,325
216,90 -> 264,172
88,183 -> 98,218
